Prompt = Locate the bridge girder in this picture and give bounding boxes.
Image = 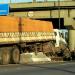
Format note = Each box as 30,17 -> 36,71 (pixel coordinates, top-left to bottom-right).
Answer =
9,1 -> 75,27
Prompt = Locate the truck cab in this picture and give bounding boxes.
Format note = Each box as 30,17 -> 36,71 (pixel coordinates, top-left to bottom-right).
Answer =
54,29 -> 68,47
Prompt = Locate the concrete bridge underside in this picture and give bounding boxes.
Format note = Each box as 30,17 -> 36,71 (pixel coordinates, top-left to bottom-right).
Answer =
9,1 -> 75,28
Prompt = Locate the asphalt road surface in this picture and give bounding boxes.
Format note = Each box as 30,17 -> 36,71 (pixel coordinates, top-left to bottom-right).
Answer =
0,62 -> 75,75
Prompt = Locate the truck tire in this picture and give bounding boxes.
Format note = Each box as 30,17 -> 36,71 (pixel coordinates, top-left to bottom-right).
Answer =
11,47 -> 20,64
0,48 -> 10,65
63,48 -> 71,61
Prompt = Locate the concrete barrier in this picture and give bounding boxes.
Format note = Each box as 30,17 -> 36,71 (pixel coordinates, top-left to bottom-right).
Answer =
20,52 -> 51,64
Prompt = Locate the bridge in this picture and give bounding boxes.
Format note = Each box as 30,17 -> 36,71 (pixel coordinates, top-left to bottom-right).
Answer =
9,0 -> 75,29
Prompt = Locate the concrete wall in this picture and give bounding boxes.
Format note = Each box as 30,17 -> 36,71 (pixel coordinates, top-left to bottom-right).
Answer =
69,30 -> 75,51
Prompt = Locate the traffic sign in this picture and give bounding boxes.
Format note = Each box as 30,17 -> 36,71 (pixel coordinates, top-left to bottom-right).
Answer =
0,4 -> 9,15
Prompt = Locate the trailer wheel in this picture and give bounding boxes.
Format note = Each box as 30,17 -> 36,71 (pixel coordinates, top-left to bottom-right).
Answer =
12,47 -> 20,64
0,48 -> 10,65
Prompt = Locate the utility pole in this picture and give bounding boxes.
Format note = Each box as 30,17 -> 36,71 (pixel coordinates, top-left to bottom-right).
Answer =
33,0 -> 36,2
9,0 -> 11,3
44,0 -> 47,2
10,0 -> 16,3
14,0 -> 16,3
58,0 -> 60,29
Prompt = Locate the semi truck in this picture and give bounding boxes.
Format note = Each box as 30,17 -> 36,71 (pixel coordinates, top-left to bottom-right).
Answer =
0,16 -> 70,65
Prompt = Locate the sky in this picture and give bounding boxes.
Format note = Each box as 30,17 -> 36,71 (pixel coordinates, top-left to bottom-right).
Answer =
0,0 -> 64,3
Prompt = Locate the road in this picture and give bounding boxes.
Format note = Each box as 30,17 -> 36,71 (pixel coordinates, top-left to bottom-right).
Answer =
0,62 -> 75,75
